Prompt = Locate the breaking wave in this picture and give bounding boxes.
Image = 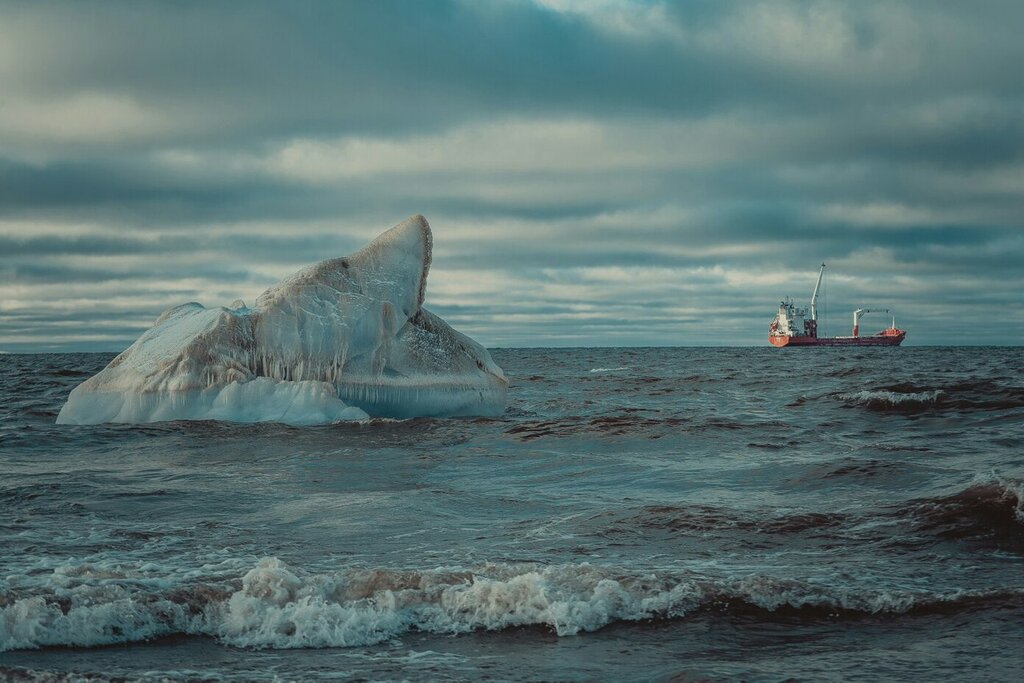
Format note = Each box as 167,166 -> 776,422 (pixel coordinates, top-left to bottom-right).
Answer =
836,389 -> 944,412
835,380 -> 1024,414
3,558 -> 1020,652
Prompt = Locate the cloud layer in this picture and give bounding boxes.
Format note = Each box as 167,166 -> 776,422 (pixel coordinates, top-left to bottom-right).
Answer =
2,0 -> 1022,350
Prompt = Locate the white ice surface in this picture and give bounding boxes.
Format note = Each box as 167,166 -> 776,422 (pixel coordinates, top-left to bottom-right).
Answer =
57,215 -> 506,425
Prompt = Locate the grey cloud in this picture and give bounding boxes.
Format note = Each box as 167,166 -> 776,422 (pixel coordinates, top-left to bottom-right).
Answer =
4,0 -> 1021,152
1,262 -> 254,285
1,0 -> 1022,350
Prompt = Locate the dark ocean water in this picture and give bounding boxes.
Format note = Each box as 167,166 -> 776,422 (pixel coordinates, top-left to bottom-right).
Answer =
1,347 -> 1023,681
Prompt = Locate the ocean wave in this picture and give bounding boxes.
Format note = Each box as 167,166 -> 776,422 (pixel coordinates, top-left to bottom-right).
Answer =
596,480 -> 1024,551
504,414 -> 685,440
836,389 -> 944,412
607,505 -> 848,536
819,458 -> 904,480
2,558 -> 1019,652
902,479 -> 1024,541
503,414 -> 790,441
835,380 -> 1024,414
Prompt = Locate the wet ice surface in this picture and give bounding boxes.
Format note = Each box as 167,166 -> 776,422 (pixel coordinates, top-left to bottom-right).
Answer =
2,347 -> 1023,681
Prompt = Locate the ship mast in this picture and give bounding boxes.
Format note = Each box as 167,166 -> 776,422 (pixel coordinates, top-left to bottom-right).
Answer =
810,262 -> 825,321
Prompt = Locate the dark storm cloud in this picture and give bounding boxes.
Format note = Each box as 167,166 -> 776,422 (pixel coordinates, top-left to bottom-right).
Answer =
3,0 -> 697,146
4,0 -> 1021,151
1,0 -> 1022,350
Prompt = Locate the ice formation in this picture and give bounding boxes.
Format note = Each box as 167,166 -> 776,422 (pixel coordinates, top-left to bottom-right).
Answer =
57,215 -> 507,424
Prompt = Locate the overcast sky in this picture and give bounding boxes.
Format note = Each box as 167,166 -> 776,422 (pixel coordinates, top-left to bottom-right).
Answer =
1,0 -> 1022,351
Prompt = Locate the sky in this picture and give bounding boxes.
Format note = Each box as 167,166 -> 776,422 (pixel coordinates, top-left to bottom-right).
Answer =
1,0 -> 1022,351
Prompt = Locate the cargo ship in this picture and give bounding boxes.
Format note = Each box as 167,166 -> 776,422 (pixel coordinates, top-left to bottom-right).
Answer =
769,263 -> 906,347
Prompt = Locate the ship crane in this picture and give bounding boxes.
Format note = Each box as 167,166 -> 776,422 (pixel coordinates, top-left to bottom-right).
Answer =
810,263 -> 825,322
852,308 -> 888,337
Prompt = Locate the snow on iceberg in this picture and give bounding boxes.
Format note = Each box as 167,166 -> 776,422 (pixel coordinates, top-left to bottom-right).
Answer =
57,215 -> 507,425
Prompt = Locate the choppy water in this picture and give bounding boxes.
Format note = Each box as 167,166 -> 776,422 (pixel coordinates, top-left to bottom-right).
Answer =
2,347 -> 1023,681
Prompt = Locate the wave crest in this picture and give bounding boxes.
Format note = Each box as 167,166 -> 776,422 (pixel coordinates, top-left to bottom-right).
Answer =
835,380 -> 1024,414
904,480 -> 1024,540
836,389 -> 944,412
3,558 -> 1018,652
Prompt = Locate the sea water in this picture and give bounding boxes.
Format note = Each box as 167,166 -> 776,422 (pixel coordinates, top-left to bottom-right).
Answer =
1,347 -> 1022,680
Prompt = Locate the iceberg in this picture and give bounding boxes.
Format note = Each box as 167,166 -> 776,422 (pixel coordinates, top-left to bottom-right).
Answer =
57,215 -> 507,425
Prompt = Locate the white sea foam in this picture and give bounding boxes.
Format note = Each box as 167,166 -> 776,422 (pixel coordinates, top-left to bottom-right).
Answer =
838,390 -> 944,406
588,367 -> 630,373
1,557 -> 1010,652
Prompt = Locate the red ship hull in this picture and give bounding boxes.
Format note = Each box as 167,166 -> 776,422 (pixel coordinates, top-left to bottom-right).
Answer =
769,329 -> 906,347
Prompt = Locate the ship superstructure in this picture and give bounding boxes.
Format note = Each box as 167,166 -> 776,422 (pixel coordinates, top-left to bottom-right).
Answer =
768,263 -> 906,347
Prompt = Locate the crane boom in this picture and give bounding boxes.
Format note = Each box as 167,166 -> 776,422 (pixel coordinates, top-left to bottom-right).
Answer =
810,262 -> 825,321
852,308 -> 888,337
